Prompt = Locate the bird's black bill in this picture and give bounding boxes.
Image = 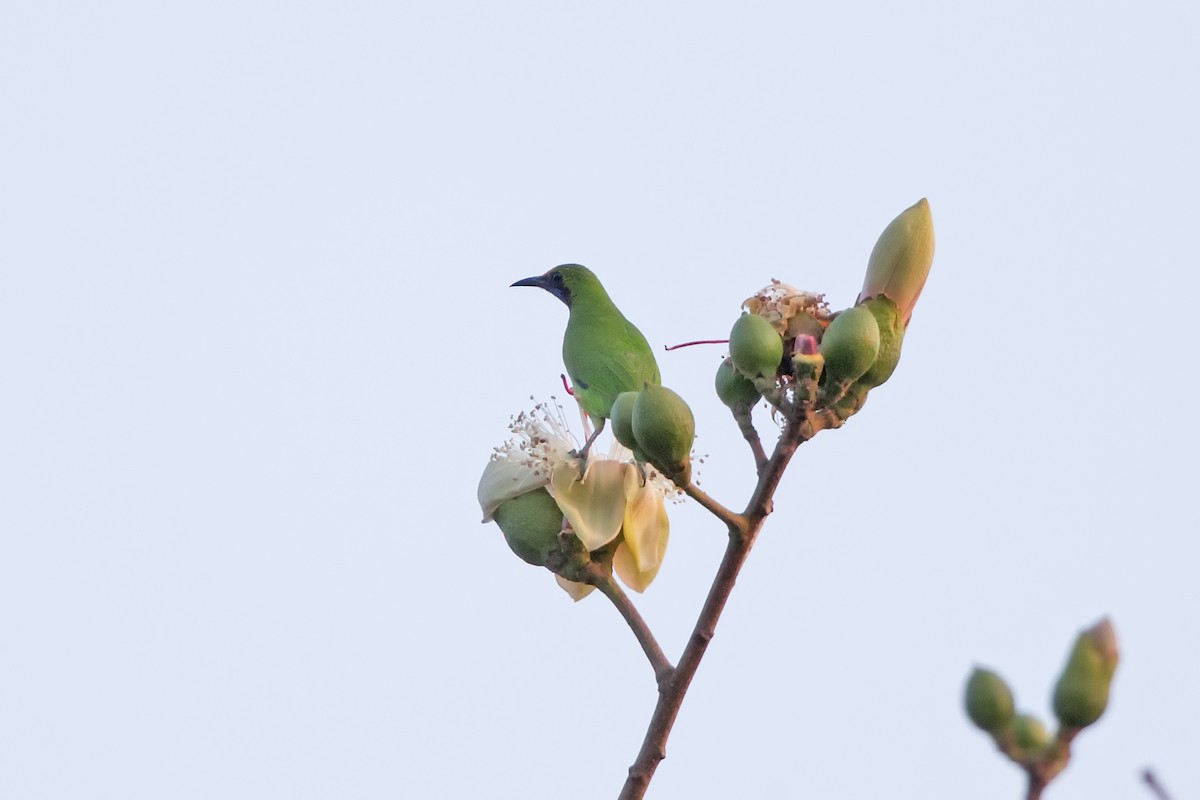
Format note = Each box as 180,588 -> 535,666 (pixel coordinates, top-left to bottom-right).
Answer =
512,269 -> 571,306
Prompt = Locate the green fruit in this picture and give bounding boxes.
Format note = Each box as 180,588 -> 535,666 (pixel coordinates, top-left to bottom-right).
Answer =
714,357 -> 761,410
729,313 -> 783,380
610,391 -> 641,452
820,305 -> 880,385
1011,713 -> 1050,751
964,667 -> 1015,734
492,488 -> 564,567
854,297 -> 905,389
1053,674 -> 1111,730
632,383 -> 695,480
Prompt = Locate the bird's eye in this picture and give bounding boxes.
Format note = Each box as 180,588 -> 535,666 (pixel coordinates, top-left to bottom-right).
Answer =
551,271 -> 563,283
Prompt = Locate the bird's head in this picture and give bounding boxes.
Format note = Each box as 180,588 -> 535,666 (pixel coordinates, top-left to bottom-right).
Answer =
511,264 -> 602,308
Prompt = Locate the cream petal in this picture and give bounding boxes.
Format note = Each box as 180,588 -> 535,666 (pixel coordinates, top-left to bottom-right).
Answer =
555,574 -> 595,602
548,460 -> 630,551
613,530 -> 666,594
620,467 -> 670,575
477,459 -> 550,522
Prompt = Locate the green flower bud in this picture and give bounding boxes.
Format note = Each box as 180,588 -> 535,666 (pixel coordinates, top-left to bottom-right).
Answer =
632,383 -> 695,482
715,357 -> 761,410
853,297 -> 905,390
791,352 -> 824,383
789,335 -> 823,381
965,667 -> 1015,734
1011,713 -> 1050,751
492,488 -> 565,567
610,391 -> 641,452
829,380 -> 869,421
820,305 -> 880,386
1053,618 -> 1119,729
729,312 -> 784,380
859,198 -> 935,325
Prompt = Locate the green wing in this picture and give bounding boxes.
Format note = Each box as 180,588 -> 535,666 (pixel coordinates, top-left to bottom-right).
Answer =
563,316 -> 660,421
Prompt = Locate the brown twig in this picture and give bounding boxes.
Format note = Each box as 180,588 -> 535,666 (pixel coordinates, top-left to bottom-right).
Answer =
616,419 -> 811,799
732,408 -> 768,473
682,482 -> 747,536
1142,769 -> 1173,800
591,570 -> 675,687
1001,727 -> 1076,800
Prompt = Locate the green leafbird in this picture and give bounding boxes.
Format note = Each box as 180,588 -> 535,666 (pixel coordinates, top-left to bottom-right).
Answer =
511,264 -> 661,465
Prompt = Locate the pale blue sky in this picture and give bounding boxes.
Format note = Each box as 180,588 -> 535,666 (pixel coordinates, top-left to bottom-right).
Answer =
3,2 -> 1198,798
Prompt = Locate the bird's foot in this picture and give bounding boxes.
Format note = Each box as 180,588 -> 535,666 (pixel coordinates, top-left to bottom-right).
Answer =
567,446 -> 591,481
569,424 -> 604,481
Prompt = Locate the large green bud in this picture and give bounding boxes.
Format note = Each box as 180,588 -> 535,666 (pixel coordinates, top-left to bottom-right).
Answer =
632,383 -> 695,482
1053,618 -> 1119,729
492,488 -> 565,567
729,313 -> 783,380
610,391 -> 641,452
859,198 -> 935,325
714,357 -> 761,411
964,667 -> 1015,734
853,297 -> 905,390
820,305 -> 880,386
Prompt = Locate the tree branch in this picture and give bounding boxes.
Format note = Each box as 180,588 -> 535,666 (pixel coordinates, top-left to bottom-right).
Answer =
732,408 -> 768,473
617,420 -> 809,800
682,482 -> 746,535
1142,769 -> 1173,800
592,570 -> 675,687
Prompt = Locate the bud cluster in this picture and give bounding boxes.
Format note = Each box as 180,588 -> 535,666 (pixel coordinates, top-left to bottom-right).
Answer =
714,199 -> 934,428
611,384 -> 696,484
963,618 -> 1119,783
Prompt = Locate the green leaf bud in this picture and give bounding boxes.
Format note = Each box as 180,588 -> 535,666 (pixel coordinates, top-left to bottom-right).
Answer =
820,305 -> 881,386
632,383 -> 695,482
492,488 -> 565,567
859,198 -> 935,325
853,297 -> 905,390
729,312 -> 784,380
610,391 -> 641,452
715,357 -> 761,410
1052,618 -> 1119,729
964,667 -> 1015,734
1011,713 -> 1050,751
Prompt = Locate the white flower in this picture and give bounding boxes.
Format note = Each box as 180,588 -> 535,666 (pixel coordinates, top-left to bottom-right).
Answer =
478,401 -> 675,598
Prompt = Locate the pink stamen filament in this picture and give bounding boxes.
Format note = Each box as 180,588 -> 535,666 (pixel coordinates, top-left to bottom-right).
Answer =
663,339 -> 729,351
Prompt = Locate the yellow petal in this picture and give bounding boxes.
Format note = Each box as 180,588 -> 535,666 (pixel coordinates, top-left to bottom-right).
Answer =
548,459 -> 629,551
478,458 -> 551,522
613,470 -> 670,592
555,574 -> 595,602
